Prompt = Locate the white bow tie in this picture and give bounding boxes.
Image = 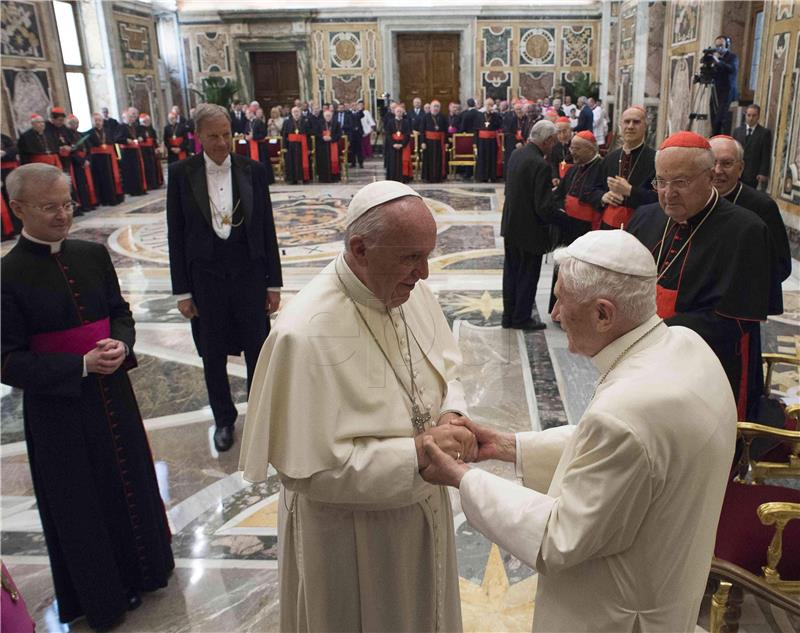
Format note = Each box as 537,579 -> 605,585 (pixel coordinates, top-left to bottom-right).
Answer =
207,164 -> 229,176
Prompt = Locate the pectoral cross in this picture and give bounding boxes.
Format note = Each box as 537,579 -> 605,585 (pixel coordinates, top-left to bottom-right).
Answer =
221,215 -> 231,225
411,403 -> 431,434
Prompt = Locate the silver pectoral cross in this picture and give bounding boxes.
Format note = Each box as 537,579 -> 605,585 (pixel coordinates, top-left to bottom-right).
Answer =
411,403 -> 432,434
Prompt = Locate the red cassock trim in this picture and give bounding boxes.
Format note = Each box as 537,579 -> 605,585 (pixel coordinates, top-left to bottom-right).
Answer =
424,131 -> 447,178
602,204 -> 634,229
655,284 -> 678,320
287,133 -> 310,181
565,194 -> 598,224
29,317 -> 111,355
90,145 -> 124,195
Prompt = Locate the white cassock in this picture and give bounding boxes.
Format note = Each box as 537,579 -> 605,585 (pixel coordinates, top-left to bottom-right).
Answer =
459,316 -> 736,633
240,252 -> 467,633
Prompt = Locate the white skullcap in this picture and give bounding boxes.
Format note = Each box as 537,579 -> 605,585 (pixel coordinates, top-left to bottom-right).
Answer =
563,230 -> 656,277
345,180 -> 422,227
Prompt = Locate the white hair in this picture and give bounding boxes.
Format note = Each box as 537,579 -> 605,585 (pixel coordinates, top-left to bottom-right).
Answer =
344,195 -> 419,251
529,119 -> 557,144
709,137 -> 744,162
6,163 -> 70,201
553,250 -> 656,324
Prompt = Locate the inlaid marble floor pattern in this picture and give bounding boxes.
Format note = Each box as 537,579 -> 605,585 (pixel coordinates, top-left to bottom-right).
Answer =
1,158 -> 798,633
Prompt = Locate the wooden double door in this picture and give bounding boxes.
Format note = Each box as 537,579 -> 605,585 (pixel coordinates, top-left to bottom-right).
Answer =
397,33 -> 460,106
250,51 -> 300,111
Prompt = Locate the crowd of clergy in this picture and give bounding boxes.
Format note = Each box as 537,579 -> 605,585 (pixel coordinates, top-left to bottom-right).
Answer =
0,69 -> 794,631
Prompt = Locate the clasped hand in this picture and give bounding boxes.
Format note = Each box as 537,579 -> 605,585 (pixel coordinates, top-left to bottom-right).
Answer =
418,418 -> 517,488
85,338 -> 126,375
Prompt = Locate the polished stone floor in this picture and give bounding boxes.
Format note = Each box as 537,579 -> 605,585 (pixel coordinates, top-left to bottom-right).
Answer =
1,158 -> 799,632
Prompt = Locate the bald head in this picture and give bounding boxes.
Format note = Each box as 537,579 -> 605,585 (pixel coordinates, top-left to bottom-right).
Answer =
570,135 -> 598,164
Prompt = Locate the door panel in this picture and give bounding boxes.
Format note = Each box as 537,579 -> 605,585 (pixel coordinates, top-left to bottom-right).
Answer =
398,33 -> 460,106
250,51 -> 300,111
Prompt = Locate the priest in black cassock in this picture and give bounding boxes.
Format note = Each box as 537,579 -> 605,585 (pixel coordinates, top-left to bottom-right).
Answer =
1,163 -> 174,630
476,98 -> 503,182
247,109 -> 276,185
281,106 -> 312,184
87,113 -> 124,206
385,103 -> 413,183
314,108 -> 342,183
64,115 -> 97,213
420,100 -> 448,183
18,115 -> 60,166
115,107 -> 147,196
594,106 -> 657,229
548,130 -> 604,311
550,117 -> 574,184
710,134 -> 792,418
627,131 -> 772,420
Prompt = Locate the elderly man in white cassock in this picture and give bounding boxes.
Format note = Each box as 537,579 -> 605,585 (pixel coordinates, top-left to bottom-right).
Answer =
421,230 -> 737,633
240,180 -> 475,632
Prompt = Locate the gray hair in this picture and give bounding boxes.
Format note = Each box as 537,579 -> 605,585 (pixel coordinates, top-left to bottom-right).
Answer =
553,250 -> 656,324
343,195 -> 419,251
529,119 -> 557,144
193,103 -> 231,133
6,163 -> 70,201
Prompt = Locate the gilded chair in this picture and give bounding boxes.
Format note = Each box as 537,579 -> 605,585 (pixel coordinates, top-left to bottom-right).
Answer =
409,131 -> 421,180
338,136 -> 349,182
308,135 -> 317,182
448,133 -> 477,178
709,352 -> 800,631
266,137 -> 284,180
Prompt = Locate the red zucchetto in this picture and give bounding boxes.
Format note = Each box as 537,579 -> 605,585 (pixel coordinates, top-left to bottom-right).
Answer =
556,116 -> 570,123
659,131 -> 711,150
575,130 -> 597,144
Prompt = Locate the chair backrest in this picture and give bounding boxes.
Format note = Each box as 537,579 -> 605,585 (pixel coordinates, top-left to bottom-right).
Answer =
453,133 -> 475,155
410,132 -> 418,152
266,137 -> 282,159
339,135 -> 349,154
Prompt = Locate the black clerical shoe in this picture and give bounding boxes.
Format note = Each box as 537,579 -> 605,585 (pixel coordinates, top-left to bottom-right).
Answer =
214,425 -> 235,452
126,590 -> 142,611
512,318 -> 547,331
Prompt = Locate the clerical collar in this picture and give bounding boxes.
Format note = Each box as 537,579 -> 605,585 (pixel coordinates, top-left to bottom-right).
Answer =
591,314 -> 665,377
204,152 -> 231,172
720,181 -> 741,200
21,229 -> 64,253
684,188 -> 718,227
622,140 -> 644,155
335,252 -> 389,311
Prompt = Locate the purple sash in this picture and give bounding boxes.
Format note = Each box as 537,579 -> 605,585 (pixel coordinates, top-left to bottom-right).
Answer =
29,317 -> 110,355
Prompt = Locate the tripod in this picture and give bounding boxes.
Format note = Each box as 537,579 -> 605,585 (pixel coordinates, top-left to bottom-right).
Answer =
687,80 -> 718,137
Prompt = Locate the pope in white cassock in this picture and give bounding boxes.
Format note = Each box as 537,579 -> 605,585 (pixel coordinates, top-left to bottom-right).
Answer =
421,230 -> 737,633
239,181 -> 477,632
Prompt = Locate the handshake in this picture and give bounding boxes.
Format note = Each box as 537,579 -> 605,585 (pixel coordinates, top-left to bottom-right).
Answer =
414,414 -> 516,488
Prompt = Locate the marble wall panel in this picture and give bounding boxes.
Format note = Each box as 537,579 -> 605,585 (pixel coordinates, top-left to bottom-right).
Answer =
519,71 -> 554,102
118,19 -> 154,71
562,25 -> 593,66
619,1 -> 637,65
481,26 -> 512,66
672,0 -> 699,46
482,69 -> 513,101
608,13 -> 619,96
617,64 -> 633,116
519,27 -> 556,66
776,1 -> 795,21
331,74 -> 363,105
764,31 -> 790,132
329,31 -> 362,69
196,31 -> 230,73
1,1 -> 44,59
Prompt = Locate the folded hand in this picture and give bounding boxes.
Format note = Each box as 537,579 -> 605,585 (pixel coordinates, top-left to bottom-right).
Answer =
450,418 -> 516,463
415,423 -> 477,470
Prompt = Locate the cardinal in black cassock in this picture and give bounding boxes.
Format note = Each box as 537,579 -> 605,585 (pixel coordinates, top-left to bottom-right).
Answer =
137,116 -> 163,190
247,115 -> 276,185
1,164 -> 174,630
476,102 -> 503,182
385,108 -> 413,183
420,102 -> 448,183
627,132 -> 772,420
86,116 -> 124,206
314,110 -> 342,183
281,108 -> 312,184
115,118 -> 147,196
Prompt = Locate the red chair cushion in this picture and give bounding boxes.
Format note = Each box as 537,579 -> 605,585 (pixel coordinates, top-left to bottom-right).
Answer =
715,481 -> 800,579
454,135 -> 475,154
266,142 -> 281,159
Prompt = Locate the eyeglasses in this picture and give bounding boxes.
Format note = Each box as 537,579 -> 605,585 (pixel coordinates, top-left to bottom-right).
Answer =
651,170 -> 709,191
19,200 -> 76,215
714,159 -> 741,169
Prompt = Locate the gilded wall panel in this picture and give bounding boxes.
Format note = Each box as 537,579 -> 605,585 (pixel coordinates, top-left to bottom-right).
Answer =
780,31 -> 800,205
1,1 -> 44,59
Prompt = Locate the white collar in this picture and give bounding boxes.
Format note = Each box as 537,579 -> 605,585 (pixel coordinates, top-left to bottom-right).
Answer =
622,140 -> 645,154
336,252 -> 388,311
204,152 -> 231,172
591,314 -> 665,376
22,229 -> 63,253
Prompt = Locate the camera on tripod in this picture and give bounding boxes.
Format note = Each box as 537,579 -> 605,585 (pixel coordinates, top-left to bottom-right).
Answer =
694,47 -> 718,85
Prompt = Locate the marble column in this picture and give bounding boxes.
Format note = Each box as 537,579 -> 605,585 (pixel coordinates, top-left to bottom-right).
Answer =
632,0 -> 650,107
78,0 -> 119,117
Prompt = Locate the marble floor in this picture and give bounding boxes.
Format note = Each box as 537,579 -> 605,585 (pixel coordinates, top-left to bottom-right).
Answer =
2,158 -> 799,632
